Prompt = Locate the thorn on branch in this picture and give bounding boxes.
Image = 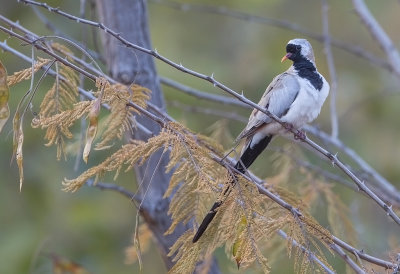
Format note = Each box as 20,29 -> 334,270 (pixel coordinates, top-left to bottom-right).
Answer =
326,152 -> 336,165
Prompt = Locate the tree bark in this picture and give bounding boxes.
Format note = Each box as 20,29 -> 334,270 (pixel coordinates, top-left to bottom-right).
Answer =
95,0 -> 219,272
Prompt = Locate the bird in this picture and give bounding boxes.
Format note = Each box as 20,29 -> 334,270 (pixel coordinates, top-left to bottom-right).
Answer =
192,38 -> 330,243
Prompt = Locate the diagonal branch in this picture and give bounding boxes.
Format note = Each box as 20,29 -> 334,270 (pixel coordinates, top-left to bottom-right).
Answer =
352,0 -> 400,77
160,76 -> 248,108
305,125 -> 400,205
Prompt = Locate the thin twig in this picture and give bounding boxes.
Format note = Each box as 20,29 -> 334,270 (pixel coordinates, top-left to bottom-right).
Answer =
74,0 -> 88,172
30,5 -> 104,63
277,230 -> 335,274
272,146 -> 356,191
149,0 -> 391,72
305,125 -> 400,205
321,0 -> 339,139
160,76 -> 249,108
330,243 -> 365,274
86,180 -> 140,204
333,236 -> 396,269
352,0 -> 400,77
168,101 -> 248,123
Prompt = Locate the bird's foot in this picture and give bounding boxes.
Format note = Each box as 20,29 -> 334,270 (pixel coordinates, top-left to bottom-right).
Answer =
294,129 -> 306,140
282,122 -> 294,131
281,122 -> 306,140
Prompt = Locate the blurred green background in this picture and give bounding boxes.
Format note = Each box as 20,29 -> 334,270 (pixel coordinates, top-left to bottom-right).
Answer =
1,0 -> 400,273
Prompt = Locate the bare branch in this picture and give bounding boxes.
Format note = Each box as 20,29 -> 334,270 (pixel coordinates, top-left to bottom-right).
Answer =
333,236 -> 396,269
321,0 -> 339,138
160,76 -> 249,108
30,5 -> 104,63
330,244 -> 365,274
352,0 -> 400,77
86,180 -> 139,203
305,125 -> 400,206
149,0 -> 392,73
277,230 -> 335,274
168,101 -> 248,123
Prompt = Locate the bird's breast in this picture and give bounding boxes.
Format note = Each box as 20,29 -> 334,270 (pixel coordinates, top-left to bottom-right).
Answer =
280,77 -> 329,129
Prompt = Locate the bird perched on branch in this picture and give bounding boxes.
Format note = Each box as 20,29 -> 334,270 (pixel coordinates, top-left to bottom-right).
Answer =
193,38 -> 330,243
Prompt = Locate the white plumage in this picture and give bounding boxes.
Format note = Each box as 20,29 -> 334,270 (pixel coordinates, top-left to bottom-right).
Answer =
192,38 -> 329,243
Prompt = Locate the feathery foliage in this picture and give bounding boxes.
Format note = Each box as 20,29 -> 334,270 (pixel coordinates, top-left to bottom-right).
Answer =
0,60 -> 10,133
32,55 -> 80,160
2,42 -> 358,273
94,79 -> 151,150
6,57 -> 51,87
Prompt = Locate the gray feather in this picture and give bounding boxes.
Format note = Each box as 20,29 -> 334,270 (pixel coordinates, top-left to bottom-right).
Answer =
236,72 -> 300,141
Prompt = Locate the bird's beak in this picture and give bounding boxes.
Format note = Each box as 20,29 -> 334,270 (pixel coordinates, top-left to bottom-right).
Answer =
281,53 -> 292,62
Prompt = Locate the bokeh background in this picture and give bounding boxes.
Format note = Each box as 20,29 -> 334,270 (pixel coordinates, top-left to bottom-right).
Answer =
1,0 -> 399,273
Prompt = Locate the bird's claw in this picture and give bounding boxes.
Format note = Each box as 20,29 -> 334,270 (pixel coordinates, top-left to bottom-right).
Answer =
282,122 -> 294,131
294,129 -> 306,140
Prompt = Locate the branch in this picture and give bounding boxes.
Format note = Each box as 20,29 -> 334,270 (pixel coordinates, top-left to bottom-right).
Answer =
30,5 -> 104,63
149,0 -> 392,73
86,180 -> 139,203
321,0 -> 339,139
333,236 -> 396,270
277,230 -> 335,274
168,101 -> 248,123
160,76 -> 249,108
5,3 -> 400,226
352,0 -> 400,77
305,125 -> 400,206
330,244 -> 365,274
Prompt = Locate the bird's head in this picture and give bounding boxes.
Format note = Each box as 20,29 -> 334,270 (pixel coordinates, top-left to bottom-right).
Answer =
281,39 -> 315,65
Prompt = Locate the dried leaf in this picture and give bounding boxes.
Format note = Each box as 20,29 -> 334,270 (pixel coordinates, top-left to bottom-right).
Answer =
0,60 -> 10,133
16,124 -> 24,192
49,253 -> 90,274
83,98 -> 100,163
125,224 -> 153,265
11,110 -> 24,191
232,216 -> 248,268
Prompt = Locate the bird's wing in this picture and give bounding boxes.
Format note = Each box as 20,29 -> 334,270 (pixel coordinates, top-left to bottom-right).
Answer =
236,72 -> 300,141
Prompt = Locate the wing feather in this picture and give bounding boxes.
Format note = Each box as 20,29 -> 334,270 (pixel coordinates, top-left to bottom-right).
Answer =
236,72 -> 300,141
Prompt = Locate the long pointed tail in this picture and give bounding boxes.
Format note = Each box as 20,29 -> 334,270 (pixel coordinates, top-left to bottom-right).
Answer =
192,200 -> 223,243
192,135 -> 272,243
